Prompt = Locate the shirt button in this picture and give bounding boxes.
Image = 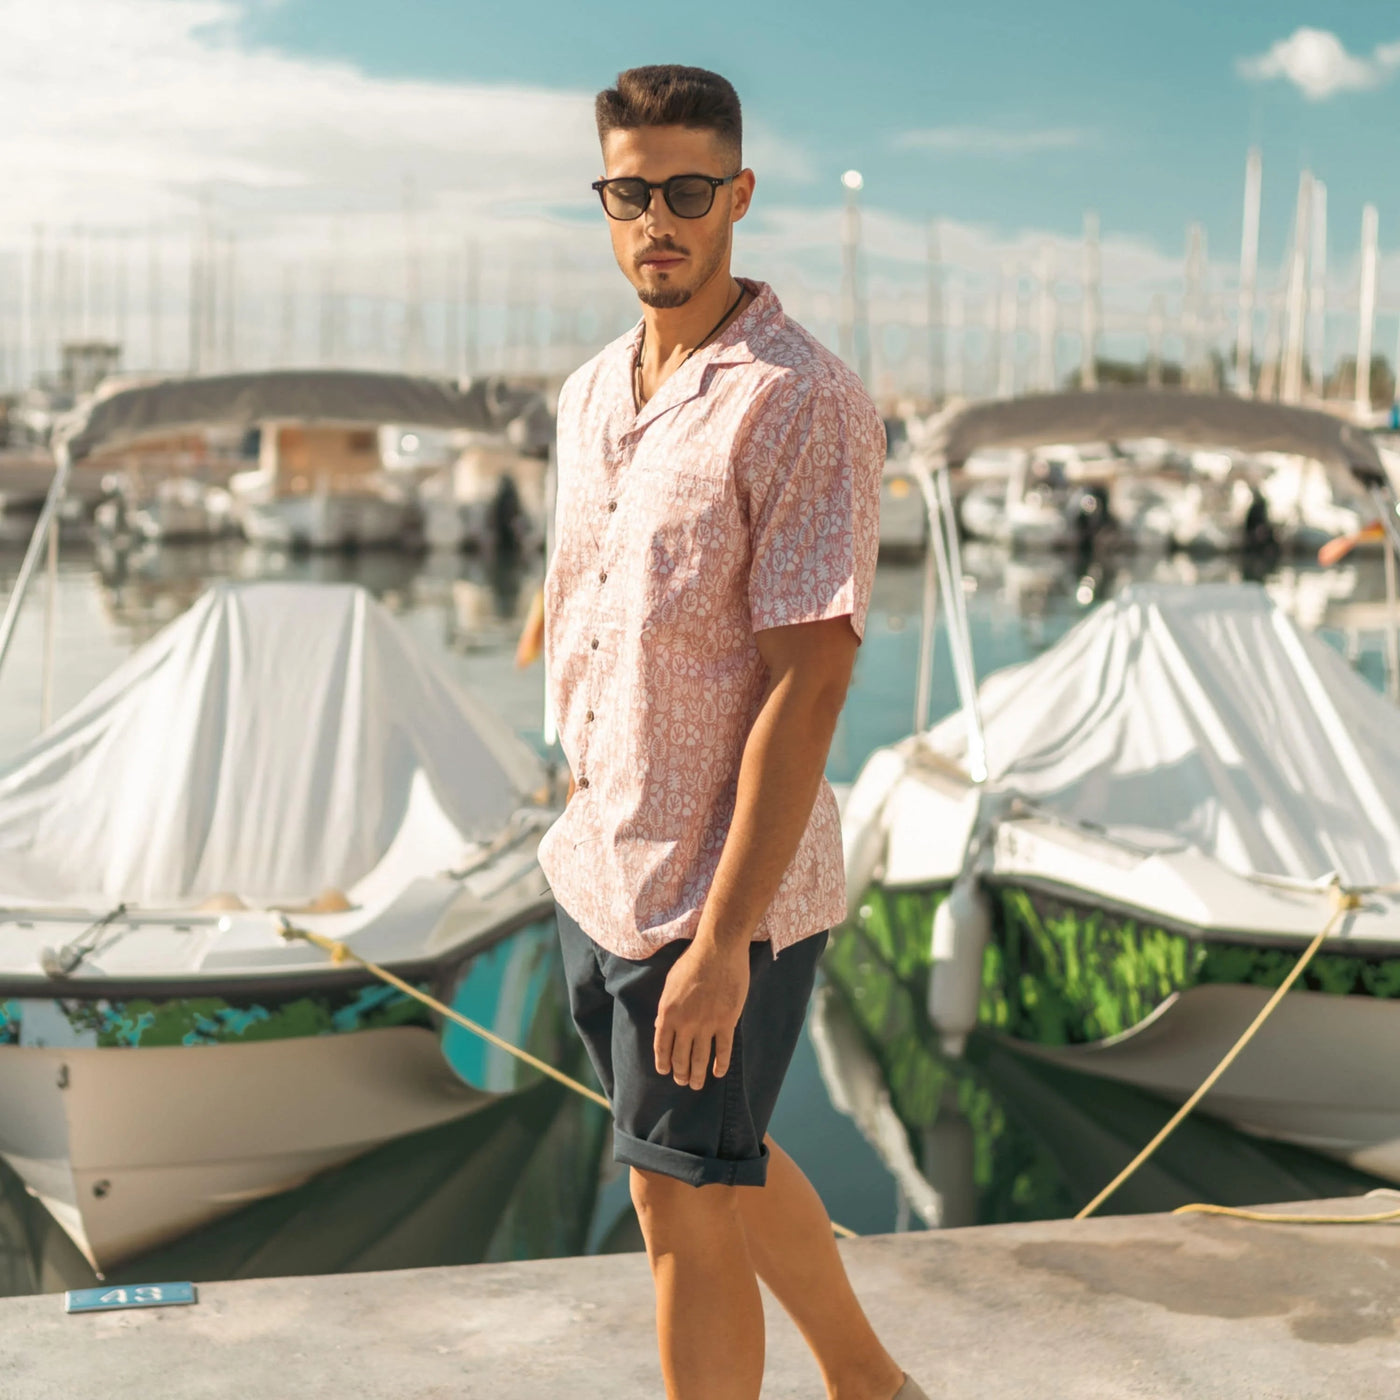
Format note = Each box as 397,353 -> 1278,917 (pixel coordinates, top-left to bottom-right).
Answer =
585,709 -> 594,721
607,500 -> 617,512
590,637 -> 599,650
577,777 -> 590,789
598,570 -> 607,584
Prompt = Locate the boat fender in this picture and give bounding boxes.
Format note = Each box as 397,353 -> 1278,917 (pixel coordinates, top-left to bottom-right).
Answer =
928,875 -> 993,1058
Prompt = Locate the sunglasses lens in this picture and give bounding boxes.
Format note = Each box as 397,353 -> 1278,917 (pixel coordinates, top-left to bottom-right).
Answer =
666,177 -> 715,218
601,180 -> 649,219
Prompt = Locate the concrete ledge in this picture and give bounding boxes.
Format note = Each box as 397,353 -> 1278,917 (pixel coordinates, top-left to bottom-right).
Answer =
3,1196 -> 1399,1399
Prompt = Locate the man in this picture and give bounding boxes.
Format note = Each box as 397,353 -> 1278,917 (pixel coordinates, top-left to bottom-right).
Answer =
540,65 -> 928,1400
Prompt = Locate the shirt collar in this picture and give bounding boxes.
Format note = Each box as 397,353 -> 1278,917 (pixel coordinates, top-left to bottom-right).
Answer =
615,280 -> 779,433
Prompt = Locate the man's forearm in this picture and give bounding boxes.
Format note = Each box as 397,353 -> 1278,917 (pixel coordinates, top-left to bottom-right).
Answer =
695,673 -> 846,952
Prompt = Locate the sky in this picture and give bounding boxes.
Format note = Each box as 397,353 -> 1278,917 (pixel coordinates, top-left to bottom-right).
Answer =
2,0 -> 1398,393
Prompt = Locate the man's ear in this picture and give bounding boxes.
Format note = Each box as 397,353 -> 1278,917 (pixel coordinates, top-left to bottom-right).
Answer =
732,169 -> 756,223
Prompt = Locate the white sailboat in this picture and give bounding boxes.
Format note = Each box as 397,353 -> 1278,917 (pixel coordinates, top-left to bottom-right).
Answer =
841,389 -> 1400,1179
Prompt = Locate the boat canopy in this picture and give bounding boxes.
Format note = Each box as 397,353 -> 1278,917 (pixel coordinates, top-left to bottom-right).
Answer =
922,582 -> 1400,887
55,370 -> 552,462
0,581 -> 548,905
928,390 -> 1388,490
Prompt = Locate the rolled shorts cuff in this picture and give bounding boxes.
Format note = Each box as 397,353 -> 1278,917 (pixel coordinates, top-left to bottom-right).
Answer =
613,1127 -> 770,1188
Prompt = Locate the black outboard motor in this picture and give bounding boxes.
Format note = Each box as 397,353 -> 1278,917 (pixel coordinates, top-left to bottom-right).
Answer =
1070,483 -> 1112,550
490,472 -> 525,556
1242,486 -> 1277,554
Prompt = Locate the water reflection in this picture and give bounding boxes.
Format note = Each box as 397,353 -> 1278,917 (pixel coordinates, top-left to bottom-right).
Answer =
813,953 -> 1392,1232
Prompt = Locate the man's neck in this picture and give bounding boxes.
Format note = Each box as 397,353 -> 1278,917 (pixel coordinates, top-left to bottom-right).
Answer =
641,269 -> 744,369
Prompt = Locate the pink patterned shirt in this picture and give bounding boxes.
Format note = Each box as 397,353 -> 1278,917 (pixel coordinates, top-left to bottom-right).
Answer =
539,280 -> 883,959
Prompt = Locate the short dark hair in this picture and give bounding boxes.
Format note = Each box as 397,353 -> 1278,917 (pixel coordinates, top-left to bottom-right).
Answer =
595,66 -> 742,165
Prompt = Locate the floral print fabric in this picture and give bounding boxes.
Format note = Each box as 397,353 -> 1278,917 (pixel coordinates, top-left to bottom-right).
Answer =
539,280 -> 884,959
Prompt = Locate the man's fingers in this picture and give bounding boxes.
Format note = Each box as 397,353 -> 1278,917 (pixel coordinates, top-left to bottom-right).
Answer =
670,1030 -> 694,1086
687,1037 -> 710,1092
712,1026 -> 735,1080
654,1021 -> 675,1077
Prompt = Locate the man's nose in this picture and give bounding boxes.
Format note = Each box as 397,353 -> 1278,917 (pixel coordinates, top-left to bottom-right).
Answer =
640,192 -> 679,242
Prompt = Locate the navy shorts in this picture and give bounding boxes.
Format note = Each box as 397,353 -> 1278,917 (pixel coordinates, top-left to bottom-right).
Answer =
556,903 -> 827,1188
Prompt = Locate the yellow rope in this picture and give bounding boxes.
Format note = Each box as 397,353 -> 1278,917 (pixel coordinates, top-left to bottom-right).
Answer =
1076,883 -> 1363,1221
1171,1201 -> 1400,1225
278,917 -> 611,1108
277,916 -> 858,1239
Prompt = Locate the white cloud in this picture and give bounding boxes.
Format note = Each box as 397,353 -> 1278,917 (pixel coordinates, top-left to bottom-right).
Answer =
0,0 -> 597,238
0,0 -> 810,245
1237,27 -> 1400,101
0,0 -> 820,374
894,126 -> 1091,155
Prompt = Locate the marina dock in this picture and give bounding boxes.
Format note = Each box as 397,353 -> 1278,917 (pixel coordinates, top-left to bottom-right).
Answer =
3,1194 -> 1397,1399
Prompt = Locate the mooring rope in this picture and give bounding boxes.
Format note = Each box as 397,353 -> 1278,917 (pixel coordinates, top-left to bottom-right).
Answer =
277,915 -> 858,1239
1076,880 -> 1366,1221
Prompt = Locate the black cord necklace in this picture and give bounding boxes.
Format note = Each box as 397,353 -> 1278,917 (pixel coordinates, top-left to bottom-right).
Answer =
634,281 -> 747,406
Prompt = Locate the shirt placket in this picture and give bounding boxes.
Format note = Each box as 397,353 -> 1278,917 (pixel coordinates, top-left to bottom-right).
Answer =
572,427 -> 630,795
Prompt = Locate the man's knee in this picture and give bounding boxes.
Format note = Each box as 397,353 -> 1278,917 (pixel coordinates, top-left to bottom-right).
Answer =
629,1167 -> 742,1240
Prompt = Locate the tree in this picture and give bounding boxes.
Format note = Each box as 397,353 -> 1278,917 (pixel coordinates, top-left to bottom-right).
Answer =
1324,355 -> 1396,406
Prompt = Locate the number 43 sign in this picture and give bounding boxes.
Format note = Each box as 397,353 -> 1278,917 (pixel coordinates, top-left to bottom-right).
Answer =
65,1282 -> 198,1314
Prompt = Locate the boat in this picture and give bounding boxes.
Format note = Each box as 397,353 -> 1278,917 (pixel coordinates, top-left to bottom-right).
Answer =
958,440 -> 1118,552
232,419 -> 418,549
0,372 -> 566,1273
0,920 -> 618,1297
208,370 -> 548,551
840,389 -> 1400,1181
809,974 -> 1395,1231
94,474 -> 237,543
418,440 -> 546,555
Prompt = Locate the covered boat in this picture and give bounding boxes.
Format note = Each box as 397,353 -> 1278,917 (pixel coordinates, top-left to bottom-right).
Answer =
0,363 -> 567,1271
841,390 -> 1400,1180
0,558 -> 558,1270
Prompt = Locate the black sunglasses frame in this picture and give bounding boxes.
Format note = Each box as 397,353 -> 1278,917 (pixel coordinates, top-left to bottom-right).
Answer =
590,173 -> 738,221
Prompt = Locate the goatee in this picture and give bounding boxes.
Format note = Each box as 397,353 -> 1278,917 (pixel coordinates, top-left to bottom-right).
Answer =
637,287 -> 693,309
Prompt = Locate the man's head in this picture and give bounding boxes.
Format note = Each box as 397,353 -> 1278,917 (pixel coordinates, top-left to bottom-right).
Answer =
594,66 -> 754,309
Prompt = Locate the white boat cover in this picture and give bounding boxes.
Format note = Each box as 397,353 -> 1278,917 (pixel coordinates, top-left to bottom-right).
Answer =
919,583 -> 1400,887
0,582 -> 547,905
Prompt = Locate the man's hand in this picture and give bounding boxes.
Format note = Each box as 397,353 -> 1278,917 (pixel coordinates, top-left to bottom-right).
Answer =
654,937 -> 750,1091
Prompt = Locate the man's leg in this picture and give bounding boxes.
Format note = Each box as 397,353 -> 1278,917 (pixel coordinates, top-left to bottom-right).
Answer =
630,1167 -> 765,1400
736,1138 -> 905,1400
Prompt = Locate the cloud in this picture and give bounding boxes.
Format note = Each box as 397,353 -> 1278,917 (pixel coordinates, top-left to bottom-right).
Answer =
1237,27 -> 1400,101
0,0 -> 809,244
0,0 -> 822,376
893,126 -> 1091,156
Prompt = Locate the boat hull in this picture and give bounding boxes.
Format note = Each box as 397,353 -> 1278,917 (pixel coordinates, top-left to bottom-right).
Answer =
241,494 -> 415,550
0,1027 -> 487,1273
1022,982 -> 1400,1180
835,880 -> 1400,1183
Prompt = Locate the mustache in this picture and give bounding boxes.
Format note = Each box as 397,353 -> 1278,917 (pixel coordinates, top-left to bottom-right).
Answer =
635,241 -> 688,267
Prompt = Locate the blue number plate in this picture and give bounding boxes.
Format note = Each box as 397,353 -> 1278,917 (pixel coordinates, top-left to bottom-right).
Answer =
65,1282 -> 198,1313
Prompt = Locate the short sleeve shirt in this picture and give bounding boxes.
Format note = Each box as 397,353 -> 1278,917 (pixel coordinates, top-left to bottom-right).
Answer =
538,280 -> 884,959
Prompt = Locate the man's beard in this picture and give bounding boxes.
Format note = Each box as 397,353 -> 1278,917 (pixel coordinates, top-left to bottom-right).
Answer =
633,237 -> 726,309
636,285 -> 692,309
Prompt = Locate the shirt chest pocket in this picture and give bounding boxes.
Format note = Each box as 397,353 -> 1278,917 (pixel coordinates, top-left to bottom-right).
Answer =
629,466 -> 738,631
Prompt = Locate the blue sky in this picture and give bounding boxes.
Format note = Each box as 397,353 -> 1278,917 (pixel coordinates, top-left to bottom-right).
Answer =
240,1 -> 1400,270
3,2 -> 1398,388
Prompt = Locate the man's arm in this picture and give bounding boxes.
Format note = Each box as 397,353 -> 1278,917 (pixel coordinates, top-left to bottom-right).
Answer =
652,614 -> 858,1091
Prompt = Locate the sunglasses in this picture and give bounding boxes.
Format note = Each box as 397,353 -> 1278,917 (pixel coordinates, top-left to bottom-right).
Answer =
591,173 -> 738,221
